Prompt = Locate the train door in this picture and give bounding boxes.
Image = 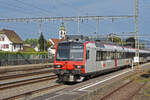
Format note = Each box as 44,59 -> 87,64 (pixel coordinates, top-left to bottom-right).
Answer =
85,47 -> 97,73
115,50 -> 118,68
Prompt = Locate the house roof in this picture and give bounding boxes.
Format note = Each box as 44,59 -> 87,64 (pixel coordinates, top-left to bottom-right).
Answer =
51,38 -> 62,44
0,29 -> 23,44
49,38 -> 64,48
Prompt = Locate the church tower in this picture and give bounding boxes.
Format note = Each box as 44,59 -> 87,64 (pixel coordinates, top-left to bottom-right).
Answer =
59,22 -> 66,39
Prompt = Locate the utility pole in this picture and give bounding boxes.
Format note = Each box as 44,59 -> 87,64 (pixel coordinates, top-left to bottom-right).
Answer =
38,21 -> 42,35
135,0 -> 139,69
77,17 -> 80,34
96,19 -> 99,34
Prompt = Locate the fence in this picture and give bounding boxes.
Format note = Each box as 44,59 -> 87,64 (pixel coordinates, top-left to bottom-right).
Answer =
0,52 -> 54,66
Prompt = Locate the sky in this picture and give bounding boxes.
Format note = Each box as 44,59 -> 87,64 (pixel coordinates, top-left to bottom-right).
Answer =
0,0 -> 150,41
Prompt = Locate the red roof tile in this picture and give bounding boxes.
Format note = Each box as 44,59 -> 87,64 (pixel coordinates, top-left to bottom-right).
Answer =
49,38 -> 64,48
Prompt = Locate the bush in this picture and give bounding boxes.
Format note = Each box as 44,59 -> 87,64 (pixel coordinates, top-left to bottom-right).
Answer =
0,51 -> 48,60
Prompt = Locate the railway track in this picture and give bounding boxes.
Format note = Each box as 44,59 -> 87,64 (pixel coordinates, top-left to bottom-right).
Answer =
0,69 -> 53,80
2,63 -> 148,100
0,67 -> 66,100
99,72 -> 149,100
0,74 -> 57,90
0,68 -> 55,86
1,75 -> 65,100
6,84 -> 65,100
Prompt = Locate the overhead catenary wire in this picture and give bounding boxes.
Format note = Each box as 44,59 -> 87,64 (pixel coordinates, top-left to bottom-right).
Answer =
55,0 -> 86,15
0,15 -> 135,38
0,1 -> 42,17
13,0 -> 60,17
0,0 -> 148,42
11,0 -> 61,39
54,0 -> 101,33
0,15 -> 134,23
46,0 -> 99,34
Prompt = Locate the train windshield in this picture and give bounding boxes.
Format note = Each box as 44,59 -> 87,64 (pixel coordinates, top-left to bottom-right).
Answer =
56,42 -> 84,61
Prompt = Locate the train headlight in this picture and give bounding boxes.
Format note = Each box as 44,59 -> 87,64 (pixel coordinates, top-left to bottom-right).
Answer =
54,65 -> 62,68
74,65 -> 84,69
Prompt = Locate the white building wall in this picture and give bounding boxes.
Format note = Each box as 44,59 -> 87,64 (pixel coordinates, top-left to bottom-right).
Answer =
48,48 -> 55,55
0,34 -> 23,52
59,30 -> 66,39
12,44 -> 23,52
0,34 -> 12,51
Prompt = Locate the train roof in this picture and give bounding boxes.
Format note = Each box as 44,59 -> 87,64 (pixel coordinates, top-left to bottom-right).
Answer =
86,41 -> 150,54
59,34 -> 150,54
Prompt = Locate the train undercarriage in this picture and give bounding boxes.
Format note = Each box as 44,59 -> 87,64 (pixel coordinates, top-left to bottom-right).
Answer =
54,69 -> 85,82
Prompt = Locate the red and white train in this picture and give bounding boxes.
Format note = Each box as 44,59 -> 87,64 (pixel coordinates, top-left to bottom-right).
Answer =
53,36 -> 150,82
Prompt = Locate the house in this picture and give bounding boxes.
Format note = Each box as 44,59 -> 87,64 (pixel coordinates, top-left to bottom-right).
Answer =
0,29 -> 23,52
22,44 -> 37,52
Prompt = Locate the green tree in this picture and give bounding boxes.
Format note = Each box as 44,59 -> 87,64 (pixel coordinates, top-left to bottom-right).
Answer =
24,38 -> 30,44
38,33 -> 47,51
46,41 -> 51,49
30,38 -> 38,45
107,34 -> 122,44
24,38 -> 38,45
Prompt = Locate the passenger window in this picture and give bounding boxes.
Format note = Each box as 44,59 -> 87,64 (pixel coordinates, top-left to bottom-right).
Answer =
101,51 -> 103,60
103,51 -> 107,60
96,51 -> 101,61
86,50 -> 89,60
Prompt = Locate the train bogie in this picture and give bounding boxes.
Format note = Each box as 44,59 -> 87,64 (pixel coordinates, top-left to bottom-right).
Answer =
54,69 -> 85,82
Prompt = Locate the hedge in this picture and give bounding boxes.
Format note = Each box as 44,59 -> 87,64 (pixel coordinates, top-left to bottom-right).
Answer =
0,51 -> 48,60
0,51 -> 48,55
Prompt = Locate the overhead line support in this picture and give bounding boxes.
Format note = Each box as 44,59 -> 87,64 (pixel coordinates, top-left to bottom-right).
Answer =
135,0 -> 139,69
0,15 -> 134,23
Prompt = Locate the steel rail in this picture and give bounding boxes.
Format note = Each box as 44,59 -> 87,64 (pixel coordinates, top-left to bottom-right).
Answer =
5,84 -> 64,100
100,80 -> 134,100
0,69 -> 53,80
0,75 -> 57,90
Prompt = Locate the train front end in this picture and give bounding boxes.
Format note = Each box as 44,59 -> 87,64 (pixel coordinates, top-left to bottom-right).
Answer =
53,41 -> 86,82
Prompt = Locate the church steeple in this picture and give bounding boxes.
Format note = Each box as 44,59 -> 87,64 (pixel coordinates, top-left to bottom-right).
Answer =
59,22 -> 66,39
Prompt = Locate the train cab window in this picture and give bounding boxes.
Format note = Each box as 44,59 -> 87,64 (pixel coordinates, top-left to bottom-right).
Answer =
86,50 -> 89,60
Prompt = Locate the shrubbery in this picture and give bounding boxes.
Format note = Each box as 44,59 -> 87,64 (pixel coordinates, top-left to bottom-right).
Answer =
0,51 -> 48,60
